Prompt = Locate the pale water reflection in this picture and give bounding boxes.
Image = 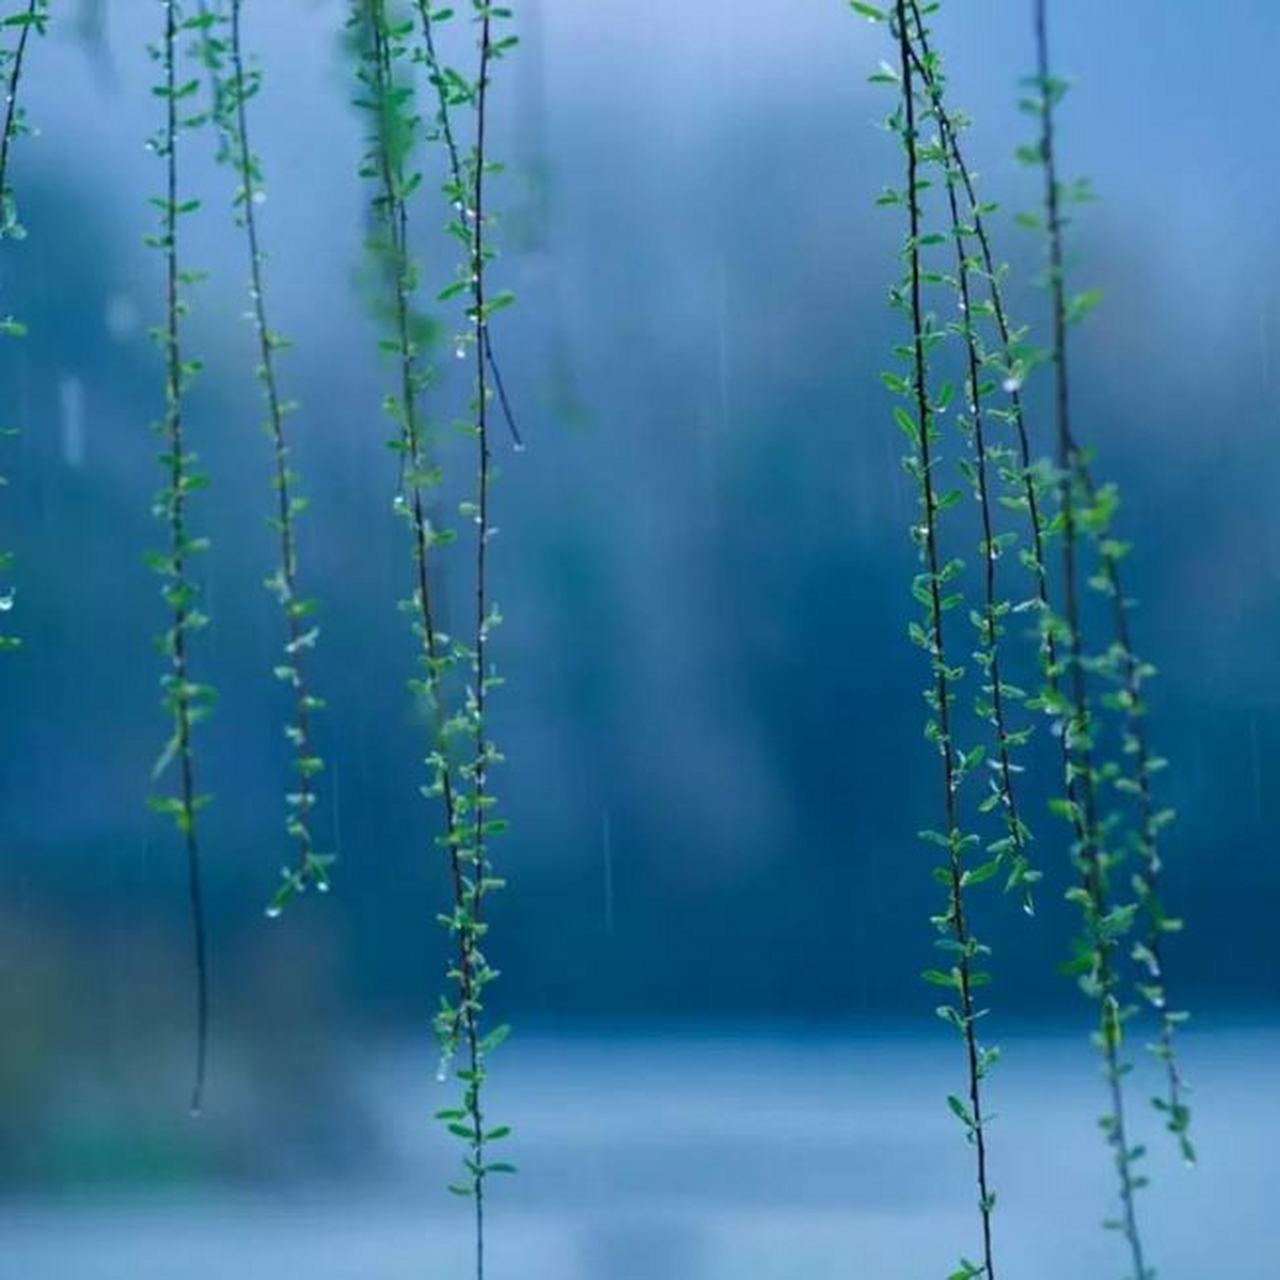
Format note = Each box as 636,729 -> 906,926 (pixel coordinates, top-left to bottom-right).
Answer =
3,1025 -> 1274,1279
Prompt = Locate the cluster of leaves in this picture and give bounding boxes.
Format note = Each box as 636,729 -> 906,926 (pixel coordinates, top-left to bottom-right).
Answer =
194,0 -> 334,914
0,0 -> 49,653
143,0 -> 216,1116
856,0 -> 1195,1275
351,3 -> 518,1270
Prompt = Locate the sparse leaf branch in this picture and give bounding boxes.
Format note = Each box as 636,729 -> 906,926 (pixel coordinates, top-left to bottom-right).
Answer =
196,0 -> 334,914
463,12 -> 500,1255
145,0 -> 215,1116
1091,534 -> 1192,1163
901,17 -> 1101,1066
905,5 -> 1039,916
911,0 -> 1192,1185
902,6 -> 1067,744
413,0 -> 523,450
885,5 -> 998,1274
436,4 -> 519,1272
1029,3 -> 1150,1272
354,0 -> 465,927
353,7 -> 514,1268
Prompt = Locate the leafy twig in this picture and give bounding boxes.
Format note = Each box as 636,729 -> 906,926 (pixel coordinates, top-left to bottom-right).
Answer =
885,4 -> 999,1273
413,0 -> 523,451
146,0 -> 216,1116
1028,3 -> 1151,1271
905,4 -> 1039,914
197,0 -> 334,913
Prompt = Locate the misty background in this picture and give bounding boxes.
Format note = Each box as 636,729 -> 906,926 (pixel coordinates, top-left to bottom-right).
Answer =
0,1 -> 1277,1277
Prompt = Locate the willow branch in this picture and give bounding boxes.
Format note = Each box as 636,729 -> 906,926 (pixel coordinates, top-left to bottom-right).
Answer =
1033,2 -> 1150,1271
415,0 -> 523,450
895,5 -> 997,1274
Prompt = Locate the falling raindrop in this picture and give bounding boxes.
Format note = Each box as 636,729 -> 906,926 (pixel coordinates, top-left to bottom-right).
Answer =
59,375 -> 85,468
105,292 -> 140,341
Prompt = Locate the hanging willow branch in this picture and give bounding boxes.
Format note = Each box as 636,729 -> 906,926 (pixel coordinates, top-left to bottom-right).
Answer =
879,3 -> 999,1274
414,0 -> 522,451
145,0 -> 215,1116
898,7 -> 1063,788
352,0 -> 463,875
904,0 -> 1193,1176
1027,3 -> 1151,1272
904,4 -> 1039,915
1095,530 -> 1191,1163
197,0 -> 334,914
352,8 -> 513,1272
431,4 -> 519,1274
0,0 -> 49,654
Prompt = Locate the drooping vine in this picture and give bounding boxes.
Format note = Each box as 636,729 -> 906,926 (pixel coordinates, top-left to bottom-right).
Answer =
352,0 -> 461,931
899,0 -> 1193,1206
0,1 -> 1209,1271
353,4 -> 513,1270
145,0 -> 216,1115
197,0 -> 334,915
1093,515 -> 1191,1163
1025,3 -> 1151,1272
904,3 -> 1040,915
879,3 -> 1000,1273
0,0 -> 49,653
417,2 -> 517,1268
414,0 -> 523,451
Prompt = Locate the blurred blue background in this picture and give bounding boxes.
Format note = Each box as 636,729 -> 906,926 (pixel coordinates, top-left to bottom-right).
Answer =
0,0 -> 1277,1276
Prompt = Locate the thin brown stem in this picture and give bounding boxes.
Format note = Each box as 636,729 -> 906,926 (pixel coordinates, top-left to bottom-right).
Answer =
896,6 -> 996,1274
366,0 -> 471,959
226,0 -> 322,893
908,7 -> 1036,912
363,7 -> 486,1257
415,0 -> 522,451
160,0 -> 208,1117
463,9 -> 496,1272
1034,2 -> 1148,1272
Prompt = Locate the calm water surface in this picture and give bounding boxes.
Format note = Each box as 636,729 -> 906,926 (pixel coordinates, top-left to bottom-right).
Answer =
2,1026 -> 1273,1279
